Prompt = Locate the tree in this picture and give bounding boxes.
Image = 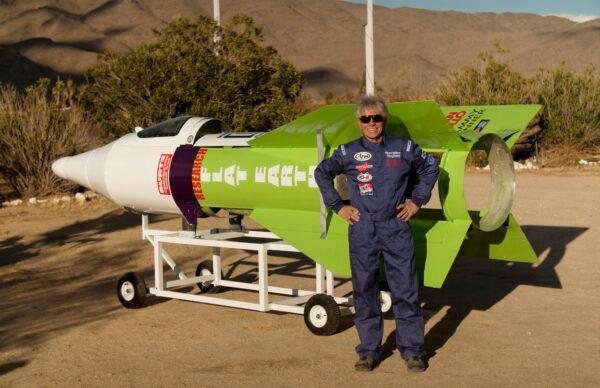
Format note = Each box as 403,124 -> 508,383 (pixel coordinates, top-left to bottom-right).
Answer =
82,14 -> 302,138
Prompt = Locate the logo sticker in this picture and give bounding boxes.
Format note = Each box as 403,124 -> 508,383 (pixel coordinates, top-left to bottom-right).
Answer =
157,154 -> 173,195
354,152 -> 372,162
357,172 -> 372,182
356,162 -> 373,172
386,159 -> 402,168
474,119 -> 489,133
191,148 -> 208,200
358,182 -> 373,196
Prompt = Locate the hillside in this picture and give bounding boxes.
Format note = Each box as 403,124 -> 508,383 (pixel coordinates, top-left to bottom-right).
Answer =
0,0 -> 598,96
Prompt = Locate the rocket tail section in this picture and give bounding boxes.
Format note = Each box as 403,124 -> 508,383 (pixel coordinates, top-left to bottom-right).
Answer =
440,105 -> 542,148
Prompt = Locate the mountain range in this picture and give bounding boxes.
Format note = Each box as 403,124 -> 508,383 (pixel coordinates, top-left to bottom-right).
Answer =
0,0 -> 598,97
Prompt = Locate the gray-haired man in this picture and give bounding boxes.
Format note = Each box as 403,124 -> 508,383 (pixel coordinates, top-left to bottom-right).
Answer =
315,96 -> 439,372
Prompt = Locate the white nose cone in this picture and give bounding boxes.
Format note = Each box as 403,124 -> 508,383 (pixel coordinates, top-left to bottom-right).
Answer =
51,143 -> 113,198
51,157 -> 67,179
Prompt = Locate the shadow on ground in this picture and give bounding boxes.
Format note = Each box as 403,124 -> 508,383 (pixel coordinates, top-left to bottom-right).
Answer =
0,209 -> 141,268
0,209 -> 161,357
0,213 -> 587,370
379,225 -> 587,362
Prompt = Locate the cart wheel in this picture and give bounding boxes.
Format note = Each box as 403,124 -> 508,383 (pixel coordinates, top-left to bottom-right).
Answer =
117,272 -> 147,308
195,260 -> 221,293
380,291 -> 392,314
304,294 -> 341,336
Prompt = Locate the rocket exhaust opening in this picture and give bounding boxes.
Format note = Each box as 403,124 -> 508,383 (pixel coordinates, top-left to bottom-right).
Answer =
465,134 -> 515,232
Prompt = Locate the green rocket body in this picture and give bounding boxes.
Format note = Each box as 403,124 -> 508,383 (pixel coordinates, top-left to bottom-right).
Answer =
187,101 -> 541,287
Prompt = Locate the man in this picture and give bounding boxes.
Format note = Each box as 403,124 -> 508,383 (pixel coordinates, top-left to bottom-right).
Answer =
314,96 -> 439,372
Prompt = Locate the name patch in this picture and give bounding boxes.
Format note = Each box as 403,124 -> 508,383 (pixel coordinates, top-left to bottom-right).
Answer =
385,151 -> 402,158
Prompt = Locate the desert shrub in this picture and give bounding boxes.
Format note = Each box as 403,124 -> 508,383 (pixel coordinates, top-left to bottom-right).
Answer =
0,79 -> 97,198
435,50 -> 600,153
534,67 -> 600,148
82,14 -> 302,138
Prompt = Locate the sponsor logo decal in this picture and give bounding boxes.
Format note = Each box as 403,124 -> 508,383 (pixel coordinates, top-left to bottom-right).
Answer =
358,182 -> 373,196
474,119 -> 489,133
157,154 -> 173,195
354,152 -> 372,162
356,162 -> 373,172
191,148 -> 208,200
385,151 -> 402,158
386,159 -> 402,168
445,110 -> 466,127
357,172 -> 372,182
447,109 -> 487,132
421,150 -> 428,159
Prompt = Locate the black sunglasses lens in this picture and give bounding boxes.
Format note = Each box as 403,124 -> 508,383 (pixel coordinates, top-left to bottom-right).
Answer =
360,115 -> 384,123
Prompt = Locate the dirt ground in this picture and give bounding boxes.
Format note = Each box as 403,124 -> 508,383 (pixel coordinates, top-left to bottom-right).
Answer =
0,170 -> 599,387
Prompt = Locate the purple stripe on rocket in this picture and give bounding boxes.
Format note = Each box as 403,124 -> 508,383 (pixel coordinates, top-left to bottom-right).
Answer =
169,145 -> 200,225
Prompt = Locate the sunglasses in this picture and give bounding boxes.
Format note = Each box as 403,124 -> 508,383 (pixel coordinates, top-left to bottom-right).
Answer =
359,114 -> 385,123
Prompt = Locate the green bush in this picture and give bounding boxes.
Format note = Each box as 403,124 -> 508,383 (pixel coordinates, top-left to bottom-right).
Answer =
435,50 -> 600,152
0,79 -> 97,198
82,14 -> 302,138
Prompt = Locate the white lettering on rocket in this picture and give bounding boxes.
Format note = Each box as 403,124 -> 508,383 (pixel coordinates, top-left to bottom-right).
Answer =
201,167 -> 211,182
212,168 -> 223,182
255,167 -> 266,183
268,165 -> 280,186
224,165 -> 235,186
201,164 -> 317,188
294,166 -> 306,185
281,165 -> 293,187
236,166 -> 247,185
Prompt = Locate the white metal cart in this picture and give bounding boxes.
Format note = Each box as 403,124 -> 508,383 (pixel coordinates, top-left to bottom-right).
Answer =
117,215 -> 392,335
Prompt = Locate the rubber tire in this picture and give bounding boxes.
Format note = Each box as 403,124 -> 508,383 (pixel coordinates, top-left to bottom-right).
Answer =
304,294 -> 341,336
195,260 -> 222,293
117,272 -> 147,309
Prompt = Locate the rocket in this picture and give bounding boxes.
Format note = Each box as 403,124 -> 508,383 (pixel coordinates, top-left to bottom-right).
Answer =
53,101 -> 541,288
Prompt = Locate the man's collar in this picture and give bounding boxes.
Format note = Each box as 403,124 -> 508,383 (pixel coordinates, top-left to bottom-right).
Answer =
360,134 -> 386,149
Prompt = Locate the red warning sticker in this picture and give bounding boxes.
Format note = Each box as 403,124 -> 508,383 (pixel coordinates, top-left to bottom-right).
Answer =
157,154 -> 173,195
191,148 -> 208,201
445,110 -> 466,127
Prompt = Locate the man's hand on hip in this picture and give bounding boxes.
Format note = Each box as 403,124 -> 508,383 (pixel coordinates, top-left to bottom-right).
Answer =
396,199 -> 419,221
337,205 -> 360,224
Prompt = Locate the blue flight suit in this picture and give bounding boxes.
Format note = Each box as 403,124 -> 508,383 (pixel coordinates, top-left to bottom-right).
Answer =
314,134 -> 439,360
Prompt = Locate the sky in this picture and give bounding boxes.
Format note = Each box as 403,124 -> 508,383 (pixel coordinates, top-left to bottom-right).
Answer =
344,0 -> 600,22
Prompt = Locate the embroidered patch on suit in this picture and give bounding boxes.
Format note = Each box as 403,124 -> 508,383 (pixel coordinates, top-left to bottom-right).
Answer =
358,182 -> 374,195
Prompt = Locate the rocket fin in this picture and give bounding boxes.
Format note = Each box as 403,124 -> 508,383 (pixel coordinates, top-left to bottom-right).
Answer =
459,213 -> 538,263
250,208 -> 352,275
250,207 -> 472,288
439,105 -> 542,148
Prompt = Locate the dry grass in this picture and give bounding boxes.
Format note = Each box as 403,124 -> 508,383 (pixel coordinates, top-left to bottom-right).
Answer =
0,79 -> 99,198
